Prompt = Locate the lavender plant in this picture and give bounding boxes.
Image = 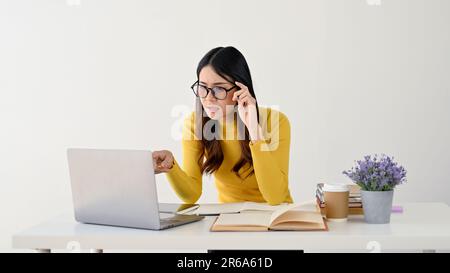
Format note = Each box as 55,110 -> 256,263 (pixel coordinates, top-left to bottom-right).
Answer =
343,154 -> 407,191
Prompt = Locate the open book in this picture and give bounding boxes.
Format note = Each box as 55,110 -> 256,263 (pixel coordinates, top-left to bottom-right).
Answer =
210,202 -> 328,232
179,202 -> 289,216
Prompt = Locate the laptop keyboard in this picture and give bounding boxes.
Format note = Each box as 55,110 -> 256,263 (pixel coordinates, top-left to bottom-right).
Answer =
160,215 -> 185,223
160,214 -> 175,220
161,218 -> 182,224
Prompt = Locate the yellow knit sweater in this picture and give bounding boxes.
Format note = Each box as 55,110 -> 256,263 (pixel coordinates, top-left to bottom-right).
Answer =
166,107 -> 293,205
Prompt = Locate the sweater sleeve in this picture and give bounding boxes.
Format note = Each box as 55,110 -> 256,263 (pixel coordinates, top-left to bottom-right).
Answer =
249,109 -> 291,205
165,113 -> 203,204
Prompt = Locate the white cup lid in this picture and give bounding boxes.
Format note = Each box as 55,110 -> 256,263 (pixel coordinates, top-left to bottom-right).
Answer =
323,183 -> 349,192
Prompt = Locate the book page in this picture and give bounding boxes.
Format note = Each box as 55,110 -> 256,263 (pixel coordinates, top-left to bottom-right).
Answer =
176,204 -> 200,215
270,211 -> 325,228
184,202 -> 287,215
214,211 -> 272,227
269,201 -> 317,224
185,202 -> 245,215
241,202 -> 288,212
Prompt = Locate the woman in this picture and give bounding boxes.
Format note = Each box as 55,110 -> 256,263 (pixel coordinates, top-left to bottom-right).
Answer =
153,46 -> 293,205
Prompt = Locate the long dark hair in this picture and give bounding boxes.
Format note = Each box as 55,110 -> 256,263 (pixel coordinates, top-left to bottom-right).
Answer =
195,46 -> 260,178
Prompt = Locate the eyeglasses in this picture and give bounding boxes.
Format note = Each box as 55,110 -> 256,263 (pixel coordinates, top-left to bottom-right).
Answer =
190,81 -> 238,100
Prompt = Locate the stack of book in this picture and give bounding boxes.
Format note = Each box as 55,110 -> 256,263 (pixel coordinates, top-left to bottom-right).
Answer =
316,183 -> 363,215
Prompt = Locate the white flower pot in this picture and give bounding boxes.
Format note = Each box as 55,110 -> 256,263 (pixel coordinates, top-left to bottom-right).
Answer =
361,190 -> 394,224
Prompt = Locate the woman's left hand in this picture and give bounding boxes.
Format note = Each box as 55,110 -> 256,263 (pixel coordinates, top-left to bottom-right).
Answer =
232,81 -> 262,141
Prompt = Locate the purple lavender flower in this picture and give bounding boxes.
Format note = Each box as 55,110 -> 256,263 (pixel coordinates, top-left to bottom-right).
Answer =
343,154 -> 407,191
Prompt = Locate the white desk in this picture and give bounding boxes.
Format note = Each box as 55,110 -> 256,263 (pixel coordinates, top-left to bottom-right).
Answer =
12,203 -> 450,253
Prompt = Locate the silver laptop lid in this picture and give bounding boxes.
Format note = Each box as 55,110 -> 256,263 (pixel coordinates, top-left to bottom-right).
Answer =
67,148 -> 161,229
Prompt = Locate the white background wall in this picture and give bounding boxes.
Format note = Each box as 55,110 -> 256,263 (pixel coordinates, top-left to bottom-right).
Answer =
1,0 -> 449,251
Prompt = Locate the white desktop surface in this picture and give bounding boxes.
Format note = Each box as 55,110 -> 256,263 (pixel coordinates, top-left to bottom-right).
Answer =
12,203 -> 450,252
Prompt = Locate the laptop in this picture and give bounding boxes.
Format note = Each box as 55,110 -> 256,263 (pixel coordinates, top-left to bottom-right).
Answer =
67,148 -> 204,230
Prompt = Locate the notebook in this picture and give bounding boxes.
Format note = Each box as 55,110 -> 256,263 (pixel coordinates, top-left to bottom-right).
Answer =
210,202 -> 328,232
180,202 -> 289,216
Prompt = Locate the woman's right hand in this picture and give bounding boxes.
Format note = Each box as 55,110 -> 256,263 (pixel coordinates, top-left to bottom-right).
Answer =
152,150 -> 175,174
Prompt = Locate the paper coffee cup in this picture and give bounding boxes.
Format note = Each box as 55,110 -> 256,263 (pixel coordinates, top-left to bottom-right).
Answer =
323,184 -> 349,222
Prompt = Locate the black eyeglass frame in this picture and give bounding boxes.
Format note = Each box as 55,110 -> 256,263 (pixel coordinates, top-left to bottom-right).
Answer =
190,80 -> 239,100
